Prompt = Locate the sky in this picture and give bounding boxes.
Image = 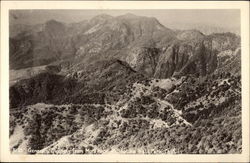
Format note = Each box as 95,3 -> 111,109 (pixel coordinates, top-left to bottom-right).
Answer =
10,9 -> 240,30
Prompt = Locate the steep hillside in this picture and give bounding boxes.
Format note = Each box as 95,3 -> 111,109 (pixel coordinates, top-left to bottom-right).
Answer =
9,59 -> 144,108
10,72 -> 241,154
9,64 -> 61,86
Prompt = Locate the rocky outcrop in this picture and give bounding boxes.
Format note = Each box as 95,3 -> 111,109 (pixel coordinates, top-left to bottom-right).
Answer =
216,48 -> 241,75
125,47 -> 160,77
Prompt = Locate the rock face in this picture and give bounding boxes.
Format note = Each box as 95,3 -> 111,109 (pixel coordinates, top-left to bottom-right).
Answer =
154,43 -> 195,78
125,47 -> 160,77
125,32 -> 240,78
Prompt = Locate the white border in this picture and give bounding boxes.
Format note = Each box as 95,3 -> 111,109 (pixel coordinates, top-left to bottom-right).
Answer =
1,1 -> 249,162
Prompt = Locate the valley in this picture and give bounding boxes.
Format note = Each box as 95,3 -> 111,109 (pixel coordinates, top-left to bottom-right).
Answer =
9,13 -> 242,154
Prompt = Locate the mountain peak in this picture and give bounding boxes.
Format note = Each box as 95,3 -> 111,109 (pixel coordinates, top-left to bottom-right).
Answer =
117,13 -> 144,20
44,19 -> 65,34
121,13 -> 137,17
44,19 -> 65,29
91,14 -> 113,20
45,19 -> 63,25
89,14 -> 113,24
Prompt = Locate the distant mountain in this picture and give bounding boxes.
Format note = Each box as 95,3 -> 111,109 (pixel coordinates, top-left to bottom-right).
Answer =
167,23 -> 240,36
10,14 -> 240,79
10,14 -> 176,70
193,25 -> 240,36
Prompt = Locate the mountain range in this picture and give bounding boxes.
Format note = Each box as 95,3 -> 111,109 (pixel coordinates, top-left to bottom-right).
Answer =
9,13 -> 241,154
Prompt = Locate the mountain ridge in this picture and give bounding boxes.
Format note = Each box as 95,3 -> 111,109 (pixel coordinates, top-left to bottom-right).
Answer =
10,14 -> 240,79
